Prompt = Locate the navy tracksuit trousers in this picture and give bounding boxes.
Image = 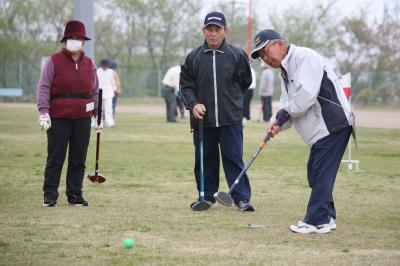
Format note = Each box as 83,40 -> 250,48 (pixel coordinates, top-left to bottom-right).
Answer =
304,126 -> 352,226
193,124 -> 251,202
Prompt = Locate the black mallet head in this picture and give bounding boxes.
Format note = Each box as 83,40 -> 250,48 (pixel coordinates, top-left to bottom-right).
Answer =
191,201 -> 211,211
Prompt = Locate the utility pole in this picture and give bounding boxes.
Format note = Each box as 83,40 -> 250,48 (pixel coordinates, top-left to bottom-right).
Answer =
74,0 -> 95,60
246,0 -> 253,59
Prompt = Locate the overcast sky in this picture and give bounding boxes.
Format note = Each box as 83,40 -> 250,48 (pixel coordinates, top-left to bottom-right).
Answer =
201,0 -> 386,26
255,0 -> 384,18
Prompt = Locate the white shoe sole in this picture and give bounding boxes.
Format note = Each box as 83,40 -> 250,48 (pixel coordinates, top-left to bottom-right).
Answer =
289,224 -> 331,234
316,226 -> 331,234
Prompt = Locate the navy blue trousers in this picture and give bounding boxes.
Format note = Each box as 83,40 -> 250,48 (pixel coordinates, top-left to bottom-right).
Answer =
193,124 -> 251,202
304,126 -> 352,225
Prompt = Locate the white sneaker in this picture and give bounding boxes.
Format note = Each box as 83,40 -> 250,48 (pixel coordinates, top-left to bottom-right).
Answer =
329,218 -> 336,230
289,221 -> 331,234
290,221 -> 317,234
316,223 -> 332,234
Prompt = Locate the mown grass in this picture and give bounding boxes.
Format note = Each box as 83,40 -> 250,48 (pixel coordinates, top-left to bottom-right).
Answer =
0,104 -> 399,265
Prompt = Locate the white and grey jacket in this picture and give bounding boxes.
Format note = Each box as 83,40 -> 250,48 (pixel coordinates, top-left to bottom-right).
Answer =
271,44 -> 353,146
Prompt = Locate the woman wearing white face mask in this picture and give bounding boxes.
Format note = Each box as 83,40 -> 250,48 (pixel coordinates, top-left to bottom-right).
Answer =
36,20 -> 99,207
66,39 -> 84,53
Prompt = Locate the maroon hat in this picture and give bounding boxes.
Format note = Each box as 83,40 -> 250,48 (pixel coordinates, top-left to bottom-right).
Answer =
60,20 -> 91,43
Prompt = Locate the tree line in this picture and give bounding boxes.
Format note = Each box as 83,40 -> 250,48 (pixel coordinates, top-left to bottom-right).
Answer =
0,0 -> 399,104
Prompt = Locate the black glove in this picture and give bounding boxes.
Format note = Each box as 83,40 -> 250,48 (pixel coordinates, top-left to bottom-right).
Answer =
275,109 -> 290,127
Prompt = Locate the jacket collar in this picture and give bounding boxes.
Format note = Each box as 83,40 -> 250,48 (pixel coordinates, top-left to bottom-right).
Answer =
202,39 -> 226,54
61,48 -> 84,62
281,44 -> 296,72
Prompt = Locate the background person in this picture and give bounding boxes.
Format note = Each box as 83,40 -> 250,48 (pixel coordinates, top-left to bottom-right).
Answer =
162,65 -> 181,123
242,66 -> 256,125
97,59 -> 116,127
259,62 -> 274,122
251,29 -> 354,233
180,11 -> 254,211
36,20 -> 99,207
109,60 -> 121,118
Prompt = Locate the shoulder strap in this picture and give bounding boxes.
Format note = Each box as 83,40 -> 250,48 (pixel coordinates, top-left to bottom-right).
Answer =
191,48 -> 203,80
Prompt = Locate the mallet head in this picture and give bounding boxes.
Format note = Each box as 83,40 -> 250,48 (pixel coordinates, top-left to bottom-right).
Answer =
214,192 -> 234,206
87,173 -> 106,183
190,201 -> 211,211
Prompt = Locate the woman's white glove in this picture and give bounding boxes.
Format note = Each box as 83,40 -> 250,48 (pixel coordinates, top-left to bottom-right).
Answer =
39,113 -> 51,131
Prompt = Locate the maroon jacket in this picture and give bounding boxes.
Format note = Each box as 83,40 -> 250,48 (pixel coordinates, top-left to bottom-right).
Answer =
50,49 -> 95,118
37,48 -> 98,119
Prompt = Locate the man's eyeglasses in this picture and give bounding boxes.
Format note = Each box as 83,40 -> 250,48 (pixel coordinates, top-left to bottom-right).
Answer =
257,40 -> 278,61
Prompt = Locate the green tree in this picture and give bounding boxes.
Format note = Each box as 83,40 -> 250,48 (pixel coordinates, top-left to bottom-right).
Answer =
357,88 -> 372,106
337,14 -> 373,94
337,4 -> 400,99
0,0 -> 72,94
108,0 -> 201,70
377,83 -> 392,104
213,0 -> 259,52
268,0 -> 340,57
95,0 -> 202,96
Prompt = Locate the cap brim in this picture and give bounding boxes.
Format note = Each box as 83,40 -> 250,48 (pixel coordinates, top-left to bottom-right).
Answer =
203,22 -> 225,28
250,40 -> 269,59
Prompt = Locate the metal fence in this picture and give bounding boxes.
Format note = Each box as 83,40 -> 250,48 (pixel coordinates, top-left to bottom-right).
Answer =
118,67 -> 163,97
0,58 -> 164,100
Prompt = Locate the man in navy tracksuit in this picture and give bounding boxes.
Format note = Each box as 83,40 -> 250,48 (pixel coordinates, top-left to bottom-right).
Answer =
180,11 -> 254,211
251,29 -> 354,233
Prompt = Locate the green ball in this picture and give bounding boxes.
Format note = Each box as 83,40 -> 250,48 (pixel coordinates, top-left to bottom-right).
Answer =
123,238 -> 135,249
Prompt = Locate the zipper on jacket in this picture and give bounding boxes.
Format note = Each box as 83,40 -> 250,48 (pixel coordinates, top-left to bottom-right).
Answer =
212,50 -> 219,127
75,62 -> 78,70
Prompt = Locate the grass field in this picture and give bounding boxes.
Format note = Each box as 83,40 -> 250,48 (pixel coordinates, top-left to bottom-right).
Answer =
0,104 -> 399,265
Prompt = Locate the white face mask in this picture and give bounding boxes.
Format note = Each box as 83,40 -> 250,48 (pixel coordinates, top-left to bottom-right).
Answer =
66,39 -> 83,52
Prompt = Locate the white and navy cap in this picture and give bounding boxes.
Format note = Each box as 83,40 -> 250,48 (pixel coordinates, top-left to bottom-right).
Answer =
204,11 -> 227,28
251,29 -> 283,59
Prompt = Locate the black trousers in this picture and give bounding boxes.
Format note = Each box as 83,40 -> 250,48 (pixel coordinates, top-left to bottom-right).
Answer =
43,118 -> 91,199
162,85 -> 177,122
261,96 -> 272,122
243,89 -> 254,120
